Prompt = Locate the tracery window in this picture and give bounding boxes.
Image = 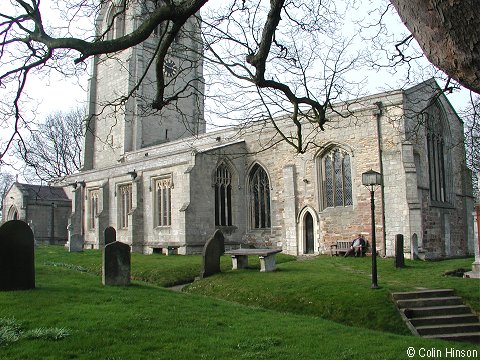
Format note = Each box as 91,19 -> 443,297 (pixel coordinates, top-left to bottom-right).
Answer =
119,184 -> 132,229
249,164 -> 271,229
155,177 -> 172,227
89,189 -> 99,230
320,148 -> 353,208
105,4 -> 126,40
214,163 -> 232,226
425,103 -> 447,203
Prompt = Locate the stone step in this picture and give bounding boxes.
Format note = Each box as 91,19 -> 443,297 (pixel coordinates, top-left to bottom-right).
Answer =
410,313 -> 480,327
393,289 -> 480,345
416,323 -> 480,335
403,305 -> 472,318
392,289 -> 454,300
397,296 -> 463,309
424,332 -> 480,344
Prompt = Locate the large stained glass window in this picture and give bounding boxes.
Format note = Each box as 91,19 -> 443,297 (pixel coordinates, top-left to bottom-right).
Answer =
249,164 -> 271,229
321,149 -> 352,208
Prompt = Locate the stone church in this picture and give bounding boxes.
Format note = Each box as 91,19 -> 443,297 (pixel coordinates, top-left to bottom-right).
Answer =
61,1 -> 474,259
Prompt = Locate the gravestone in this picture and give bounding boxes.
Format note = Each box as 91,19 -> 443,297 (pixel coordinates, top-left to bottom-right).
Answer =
395,234 -> 405,268
68,236 -> 84,252
104,226 -> 116,246
411,233 -> 419,260
102,241 -> 131,286
67,222 -> 83,252
200,230 -> 225,278
0,220 -> 35,291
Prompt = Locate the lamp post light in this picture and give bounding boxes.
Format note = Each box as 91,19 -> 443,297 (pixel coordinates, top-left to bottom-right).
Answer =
362,169 -> 382,289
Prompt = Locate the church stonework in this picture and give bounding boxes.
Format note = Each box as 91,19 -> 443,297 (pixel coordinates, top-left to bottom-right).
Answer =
61,1 -> 474,259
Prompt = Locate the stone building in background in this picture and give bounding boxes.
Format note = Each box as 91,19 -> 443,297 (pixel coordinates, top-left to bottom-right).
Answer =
60,1 -> 474,259
1,183 -> 71,245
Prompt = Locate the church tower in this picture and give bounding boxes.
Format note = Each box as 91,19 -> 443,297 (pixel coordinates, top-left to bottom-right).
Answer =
82,1 -> 205,170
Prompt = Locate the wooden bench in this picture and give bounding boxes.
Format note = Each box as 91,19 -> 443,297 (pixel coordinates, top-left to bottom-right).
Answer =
225,249 -> 282,272
330,240 -> 369,257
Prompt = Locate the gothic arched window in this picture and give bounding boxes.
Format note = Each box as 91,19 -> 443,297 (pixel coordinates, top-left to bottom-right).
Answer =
7,205 -> 19,221
214,163 -> 232,226
425,102 -> 448,203
320,148 -> 353,208
105,3 -> 126,40
249,164 -> 271,229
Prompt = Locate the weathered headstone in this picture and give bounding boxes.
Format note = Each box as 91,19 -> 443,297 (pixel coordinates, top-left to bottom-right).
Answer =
0,220 -> 35,291
68,236 -> 84,252
102,241 -> 131,286
104,226 -> 116,246
68,221 -> 83,252
395,234 -> 405,268
200,230 -> 225,278
411,233 -> 419,260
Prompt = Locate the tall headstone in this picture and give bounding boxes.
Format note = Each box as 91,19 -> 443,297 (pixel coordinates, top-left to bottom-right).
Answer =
104,226 -> 116,246
0,220 -> 35,291
102,241 -> 131,286
200,230 -> 225,278
410,233 -> 419,260
395,234 -> 405,268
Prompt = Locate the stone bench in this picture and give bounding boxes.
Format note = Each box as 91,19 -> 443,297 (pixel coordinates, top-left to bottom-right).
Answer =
330,240 -> 369,256
153,243 -> 181,256
225,249 -> 282,272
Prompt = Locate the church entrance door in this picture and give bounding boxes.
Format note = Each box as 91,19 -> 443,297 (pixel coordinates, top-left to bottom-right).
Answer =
304,212 -> 314,254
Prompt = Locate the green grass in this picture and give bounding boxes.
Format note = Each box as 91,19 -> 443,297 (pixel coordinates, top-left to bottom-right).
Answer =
186,255 -> 480,335
0,246 -> 478,359
36,246 -> 296,287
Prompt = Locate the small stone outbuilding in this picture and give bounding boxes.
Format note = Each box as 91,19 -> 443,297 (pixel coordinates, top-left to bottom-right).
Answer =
1,183 -> 71,245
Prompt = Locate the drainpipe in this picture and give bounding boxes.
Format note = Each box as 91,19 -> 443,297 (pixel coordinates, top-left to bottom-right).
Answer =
374,102 -> 387,257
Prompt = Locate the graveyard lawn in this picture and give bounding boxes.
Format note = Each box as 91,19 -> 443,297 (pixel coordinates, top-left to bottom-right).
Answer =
0,247 -> 477,359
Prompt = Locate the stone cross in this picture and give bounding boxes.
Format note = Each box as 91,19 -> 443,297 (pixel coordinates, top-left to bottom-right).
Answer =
0,220 -> 35,291
200,230 -> 225,278
102,241 -> 131,286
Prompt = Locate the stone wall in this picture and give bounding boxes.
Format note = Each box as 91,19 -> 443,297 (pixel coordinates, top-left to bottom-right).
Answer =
63,79 -> 473,258
403,80 -> 474,258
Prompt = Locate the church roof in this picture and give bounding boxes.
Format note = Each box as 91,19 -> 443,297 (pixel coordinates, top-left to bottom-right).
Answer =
14,182 -> 70,202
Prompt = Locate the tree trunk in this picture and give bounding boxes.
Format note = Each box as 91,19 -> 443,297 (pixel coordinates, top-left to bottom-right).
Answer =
390,0 -> 480,94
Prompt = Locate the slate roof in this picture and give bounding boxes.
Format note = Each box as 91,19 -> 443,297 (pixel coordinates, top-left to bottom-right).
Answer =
14,182 -> 70,202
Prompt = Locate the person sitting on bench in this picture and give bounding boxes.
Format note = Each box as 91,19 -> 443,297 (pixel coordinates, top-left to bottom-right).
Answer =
344,234 -> 366,257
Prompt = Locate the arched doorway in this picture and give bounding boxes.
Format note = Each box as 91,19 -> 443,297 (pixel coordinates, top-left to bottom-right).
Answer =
304,212 -> 314,254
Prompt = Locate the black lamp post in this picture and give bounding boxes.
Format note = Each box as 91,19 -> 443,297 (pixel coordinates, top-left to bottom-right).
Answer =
362,169 -> 382,289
